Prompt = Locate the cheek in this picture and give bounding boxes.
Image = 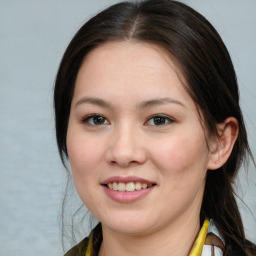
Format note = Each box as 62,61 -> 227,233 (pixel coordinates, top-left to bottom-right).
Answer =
149,133 -> 209,215
67,131 -> 103,178
66,130 -> 105,207
150,131 -> 209,184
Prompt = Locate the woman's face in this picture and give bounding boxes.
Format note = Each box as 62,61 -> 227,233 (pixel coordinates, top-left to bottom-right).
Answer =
67,41 -> 215,235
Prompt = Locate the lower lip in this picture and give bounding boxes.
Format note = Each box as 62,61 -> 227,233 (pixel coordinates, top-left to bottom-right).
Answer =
103,185 -> 155,203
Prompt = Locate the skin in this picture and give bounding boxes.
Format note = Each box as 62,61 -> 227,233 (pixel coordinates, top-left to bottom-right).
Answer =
66,41 -> 238,256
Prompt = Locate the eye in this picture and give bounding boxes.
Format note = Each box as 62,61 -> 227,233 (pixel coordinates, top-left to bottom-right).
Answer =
146,114 -> 174,126
82,114 -> 110,126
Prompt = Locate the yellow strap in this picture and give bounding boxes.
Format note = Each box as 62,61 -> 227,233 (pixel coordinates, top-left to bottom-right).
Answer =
85,232 -> 93,256
189,219 -> 210,256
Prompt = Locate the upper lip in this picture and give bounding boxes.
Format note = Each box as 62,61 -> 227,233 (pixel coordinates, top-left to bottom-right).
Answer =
101,176 -> 156,185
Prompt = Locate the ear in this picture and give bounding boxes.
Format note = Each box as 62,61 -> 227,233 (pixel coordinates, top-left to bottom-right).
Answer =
207,117 -> 239,170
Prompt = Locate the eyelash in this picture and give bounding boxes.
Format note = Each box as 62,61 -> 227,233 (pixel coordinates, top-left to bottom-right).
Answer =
81,114 -> 110,126
81,114 -> 174,127
145,114 -> 174,126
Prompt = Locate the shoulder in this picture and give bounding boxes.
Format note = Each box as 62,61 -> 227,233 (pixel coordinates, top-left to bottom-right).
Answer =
63,223 -> 103,256
64,237 -> 89,256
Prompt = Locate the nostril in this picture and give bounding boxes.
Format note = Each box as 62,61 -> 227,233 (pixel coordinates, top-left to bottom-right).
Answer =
109,159 -> 139,167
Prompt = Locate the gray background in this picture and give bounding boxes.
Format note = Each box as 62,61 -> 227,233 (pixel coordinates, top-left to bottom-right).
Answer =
0,0 -> 255,255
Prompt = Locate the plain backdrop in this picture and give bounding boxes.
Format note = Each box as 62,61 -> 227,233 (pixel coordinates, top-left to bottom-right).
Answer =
0,0 -> 255,255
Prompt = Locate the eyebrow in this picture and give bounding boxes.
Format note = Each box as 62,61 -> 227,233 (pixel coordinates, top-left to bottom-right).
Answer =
75,97 -> 113,108
137,97 -> 185,109
75,96 -> 185,109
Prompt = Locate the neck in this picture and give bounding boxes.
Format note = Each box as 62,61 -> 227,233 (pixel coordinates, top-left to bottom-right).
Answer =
98,213 -> 201,256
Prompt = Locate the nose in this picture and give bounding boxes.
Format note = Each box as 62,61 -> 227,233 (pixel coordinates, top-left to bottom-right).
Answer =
105,124 -> 146,167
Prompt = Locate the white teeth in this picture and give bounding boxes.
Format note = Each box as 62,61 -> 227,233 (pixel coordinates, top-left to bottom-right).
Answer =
135,182 -> 142,190
107,181 -> 154,191
142,183 -> 147,189
113,182 -> 118,191
126,182 -> 135,192
118,182 -> 126,191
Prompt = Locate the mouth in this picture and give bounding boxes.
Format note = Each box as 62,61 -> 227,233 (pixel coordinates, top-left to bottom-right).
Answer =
101,176 -> 157,192
101,176 -> 156,203
104,182 -> 156,192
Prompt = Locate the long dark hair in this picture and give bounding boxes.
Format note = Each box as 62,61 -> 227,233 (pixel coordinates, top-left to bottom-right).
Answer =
54,0 -> 254,254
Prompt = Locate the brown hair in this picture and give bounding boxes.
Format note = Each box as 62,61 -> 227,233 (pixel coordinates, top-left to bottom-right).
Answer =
54,0 -> 254,254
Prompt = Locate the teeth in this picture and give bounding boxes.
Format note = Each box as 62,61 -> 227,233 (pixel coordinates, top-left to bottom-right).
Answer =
118,182 -> 126,191
142,183 -> 147,189
113,182 -> 118,191
107,182 -> 153,192
126,182 -> 135,192
135,182 -> 141,190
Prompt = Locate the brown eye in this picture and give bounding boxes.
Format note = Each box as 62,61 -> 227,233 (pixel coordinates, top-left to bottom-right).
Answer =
82,114 -> 109,126
146,115 -> 174,126
92,116 -> 105,125
153,116 -> 166,125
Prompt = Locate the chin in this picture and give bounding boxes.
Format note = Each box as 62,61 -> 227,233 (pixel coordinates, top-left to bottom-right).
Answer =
100,212 -> 158,236
108,223 -> 153,236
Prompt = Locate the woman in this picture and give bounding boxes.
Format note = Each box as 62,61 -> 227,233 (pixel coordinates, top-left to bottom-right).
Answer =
54,0 -> 256,255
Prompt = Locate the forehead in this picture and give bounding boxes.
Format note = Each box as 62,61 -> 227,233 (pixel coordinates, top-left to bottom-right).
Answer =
73,41 -> 193,108
80,41 -> 182,79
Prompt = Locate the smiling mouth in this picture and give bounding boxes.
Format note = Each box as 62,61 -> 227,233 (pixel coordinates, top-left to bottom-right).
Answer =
104,182 -> 156,192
